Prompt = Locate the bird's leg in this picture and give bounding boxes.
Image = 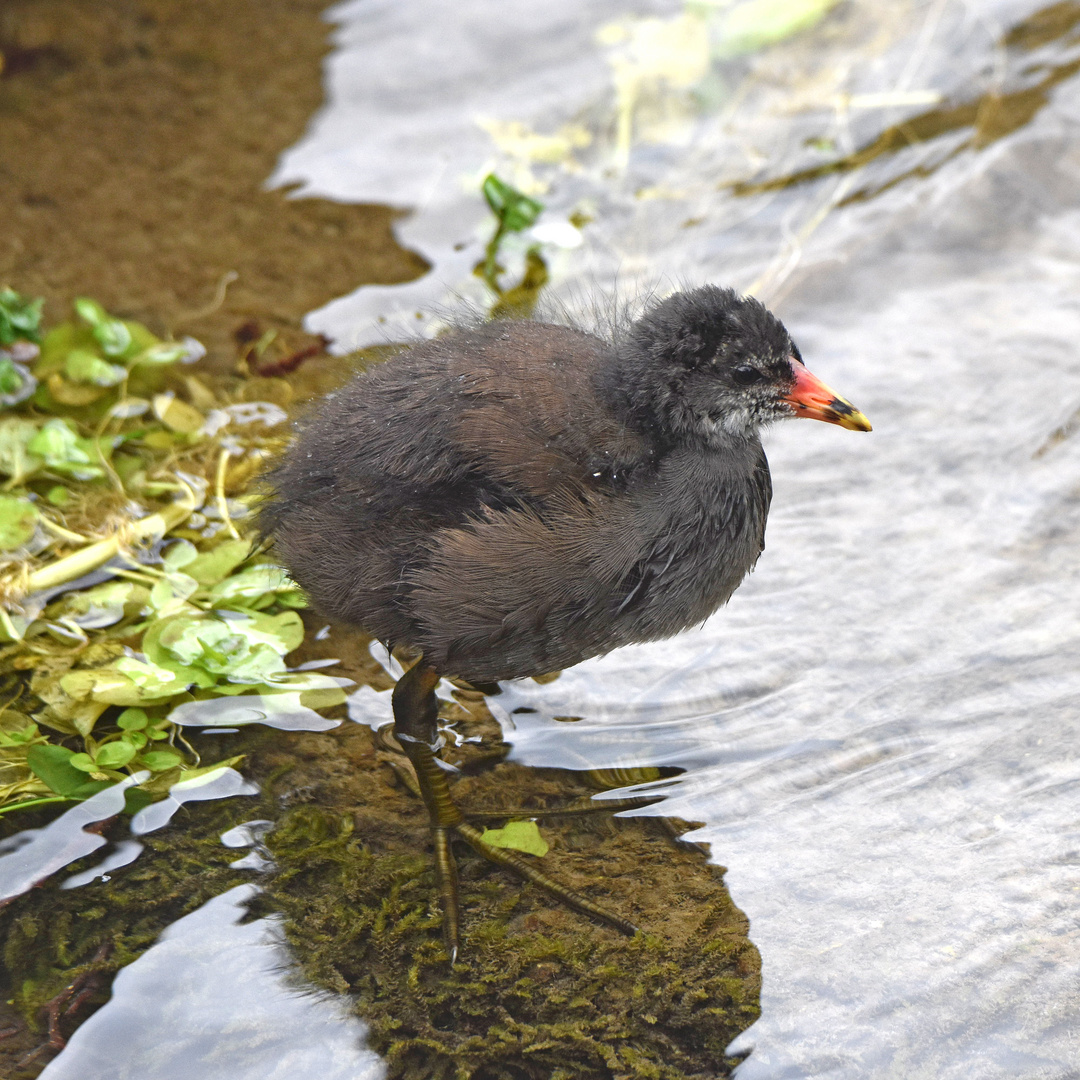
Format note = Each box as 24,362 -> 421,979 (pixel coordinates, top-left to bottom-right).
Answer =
391,660 -> 638,957
391,661 -> 464,959
453,821 -> 637,936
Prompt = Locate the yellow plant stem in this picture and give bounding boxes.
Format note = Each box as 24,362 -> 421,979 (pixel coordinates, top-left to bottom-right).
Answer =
215,449 -> 241,540
38,517 -> 90,545
14,486 -> 197,601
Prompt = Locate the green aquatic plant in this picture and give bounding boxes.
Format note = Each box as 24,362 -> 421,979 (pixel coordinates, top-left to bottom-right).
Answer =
0,288 -> 43,347
0,493 -> 39,551
476,173 -> 550,318
29,296 -> 196,414
0,539 -> 344,816
0,290 -> 345,819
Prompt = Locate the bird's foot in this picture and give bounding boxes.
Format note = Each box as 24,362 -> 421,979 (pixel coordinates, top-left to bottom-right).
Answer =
390,661 -> 638,958
452,820 -> 638,939
398,733 -> 637,959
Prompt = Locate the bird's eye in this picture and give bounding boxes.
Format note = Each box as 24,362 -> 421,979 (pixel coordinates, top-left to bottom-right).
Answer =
731,365 -> 765,386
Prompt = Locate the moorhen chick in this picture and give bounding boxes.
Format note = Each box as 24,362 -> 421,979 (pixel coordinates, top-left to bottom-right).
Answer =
260,285 -> 870,956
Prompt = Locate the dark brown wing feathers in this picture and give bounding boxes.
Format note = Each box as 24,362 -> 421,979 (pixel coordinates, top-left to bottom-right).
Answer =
260,320 -> 771,682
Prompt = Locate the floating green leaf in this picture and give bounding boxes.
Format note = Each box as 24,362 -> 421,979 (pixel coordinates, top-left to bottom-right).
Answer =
64,348 -> 126,387
482,174 -> 543,234
134,342 -> 189,365
0,357 -> 22,397
124,787 -> 154,815
0,288 -> 43,346
95,740 -> 138,769
116,708 -> 149,731
0,417 -> 43,484
208,564 -> 303,608
148,571 -> 200,614
185,539 -> 251,585
0,711 -> 41,749
26,417 -> 106,481
47,580 -> 143,629
162,539 -> 199,570
140,749 -> 183,772
26,744 -> 110,798
60,658 -> 195,706
153,393 -> 204,434
75,296 -> 133,357
145,609 -> 303,685
73,297 -> 109,328
0,494 -> 39,551
480,819 -> 549,857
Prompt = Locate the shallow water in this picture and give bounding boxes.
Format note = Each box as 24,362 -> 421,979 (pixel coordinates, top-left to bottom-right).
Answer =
20,0 -> 1080,1076
39,885 -> 382,1080
275,2 -> 1080,1074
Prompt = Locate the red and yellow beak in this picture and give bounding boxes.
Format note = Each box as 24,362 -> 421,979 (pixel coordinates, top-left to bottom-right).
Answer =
784,360 -> 872,432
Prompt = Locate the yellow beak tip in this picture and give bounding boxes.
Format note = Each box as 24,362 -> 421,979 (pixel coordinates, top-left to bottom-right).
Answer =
841,411 -> 873,432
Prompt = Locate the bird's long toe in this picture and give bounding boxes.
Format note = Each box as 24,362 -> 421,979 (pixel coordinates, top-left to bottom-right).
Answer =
454,820 -> 638,938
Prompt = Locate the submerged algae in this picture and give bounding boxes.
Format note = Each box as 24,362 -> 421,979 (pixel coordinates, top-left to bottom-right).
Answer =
253,690 -> 760,1080
262,802 -> 758,1080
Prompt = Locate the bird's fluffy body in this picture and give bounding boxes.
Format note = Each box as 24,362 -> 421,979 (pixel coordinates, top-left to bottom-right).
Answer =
261,287 -> 797,682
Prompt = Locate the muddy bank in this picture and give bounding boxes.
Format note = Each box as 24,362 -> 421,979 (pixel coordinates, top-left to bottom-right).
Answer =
0,0 -> 428,368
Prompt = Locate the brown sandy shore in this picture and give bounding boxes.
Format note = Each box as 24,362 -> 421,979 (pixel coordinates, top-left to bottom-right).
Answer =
0,4 -> 761,1077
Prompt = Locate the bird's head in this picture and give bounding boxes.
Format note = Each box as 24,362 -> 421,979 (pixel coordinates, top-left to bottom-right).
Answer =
615,286 -> 871,446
